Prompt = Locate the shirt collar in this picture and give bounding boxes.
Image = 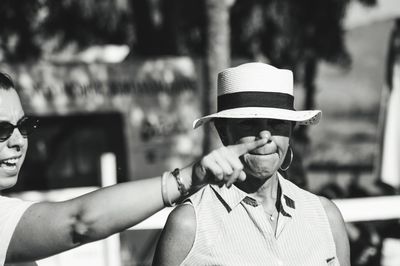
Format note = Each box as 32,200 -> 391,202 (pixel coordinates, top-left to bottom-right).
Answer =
210,173 -> 296,217
210,184 -> 248,212
277,172 -> 296,218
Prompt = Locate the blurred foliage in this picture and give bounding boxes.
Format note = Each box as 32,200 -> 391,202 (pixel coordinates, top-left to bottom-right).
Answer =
0,0 -> 205,61
130,0 -> 205,55
0,0 -> 376,64
231,0 -> 352,69
0,0 -> 43,61
43,0 -> 132,49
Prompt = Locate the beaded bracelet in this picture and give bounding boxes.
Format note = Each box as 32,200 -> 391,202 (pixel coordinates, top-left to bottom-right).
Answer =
171,168 -> 189,197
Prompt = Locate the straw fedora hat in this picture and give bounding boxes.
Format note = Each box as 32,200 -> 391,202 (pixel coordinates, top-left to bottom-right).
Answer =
193,62 -> 321,129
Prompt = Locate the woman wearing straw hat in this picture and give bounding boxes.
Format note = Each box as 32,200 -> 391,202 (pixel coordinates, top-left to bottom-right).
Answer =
153,62 -> 350,266
0,72 -> 268,265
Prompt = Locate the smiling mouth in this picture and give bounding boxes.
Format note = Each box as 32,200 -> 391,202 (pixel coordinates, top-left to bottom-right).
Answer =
0,157 -> 20,171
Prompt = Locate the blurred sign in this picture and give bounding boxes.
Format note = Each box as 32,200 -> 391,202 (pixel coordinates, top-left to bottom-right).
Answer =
5,112 -> 128,193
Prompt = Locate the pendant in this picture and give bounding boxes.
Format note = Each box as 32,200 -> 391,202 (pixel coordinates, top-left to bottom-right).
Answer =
270,215 -> 275,221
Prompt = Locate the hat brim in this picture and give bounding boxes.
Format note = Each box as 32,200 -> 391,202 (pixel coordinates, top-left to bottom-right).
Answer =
193,107 -> 321,129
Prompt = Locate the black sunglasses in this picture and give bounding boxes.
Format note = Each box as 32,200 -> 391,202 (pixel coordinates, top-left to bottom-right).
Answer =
0,116 -> 39,142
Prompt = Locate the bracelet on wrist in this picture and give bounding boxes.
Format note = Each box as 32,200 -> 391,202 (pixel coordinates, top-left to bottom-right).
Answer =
171,168 -> 189,197
161,171 -> 176,207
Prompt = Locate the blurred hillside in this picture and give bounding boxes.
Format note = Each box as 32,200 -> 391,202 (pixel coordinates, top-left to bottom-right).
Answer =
305,20 -> 393,167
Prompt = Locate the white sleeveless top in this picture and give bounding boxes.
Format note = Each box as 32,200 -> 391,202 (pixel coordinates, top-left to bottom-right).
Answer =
0,196 -> 34,266
182,174 -> 339,266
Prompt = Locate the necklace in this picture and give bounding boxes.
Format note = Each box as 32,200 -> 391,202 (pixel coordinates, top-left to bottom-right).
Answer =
265,208 -> 277,221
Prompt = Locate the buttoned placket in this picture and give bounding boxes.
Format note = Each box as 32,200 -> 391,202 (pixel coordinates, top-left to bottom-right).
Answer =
241,197 -> 284,265
210,180 -> 298,266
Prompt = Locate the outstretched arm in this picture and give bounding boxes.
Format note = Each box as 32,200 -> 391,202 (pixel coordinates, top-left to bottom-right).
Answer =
6,176 -> 171,262
6,138 -> 268,263
320,196 -> 351,266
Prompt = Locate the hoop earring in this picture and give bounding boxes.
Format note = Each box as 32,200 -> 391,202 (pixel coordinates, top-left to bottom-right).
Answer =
280,146 -> 293,171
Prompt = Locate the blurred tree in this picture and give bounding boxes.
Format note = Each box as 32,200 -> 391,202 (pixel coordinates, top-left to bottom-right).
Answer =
0,0 -> 42,62
202,0 -> 231,152
0,0 -> 377,149
129,0 -> 205,55
231,0 -> 376,141
0,0 -> 378,64
43,0 -> 131,48
0,0 -> 132,61
0,0 -> 207,60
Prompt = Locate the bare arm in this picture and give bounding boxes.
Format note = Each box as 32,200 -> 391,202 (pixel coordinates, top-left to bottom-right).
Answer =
153,204 -> 196,266
6,176 -> 171,262
320,196 -> 351,266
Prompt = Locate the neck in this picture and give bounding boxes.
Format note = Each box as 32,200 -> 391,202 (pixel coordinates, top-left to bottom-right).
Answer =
236,172 -> 280,208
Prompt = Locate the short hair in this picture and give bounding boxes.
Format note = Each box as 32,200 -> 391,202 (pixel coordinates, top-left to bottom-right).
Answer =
0,72 -> 15,90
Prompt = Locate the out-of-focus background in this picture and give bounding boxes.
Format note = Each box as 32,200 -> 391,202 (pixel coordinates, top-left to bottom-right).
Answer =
1,0 -> 400,265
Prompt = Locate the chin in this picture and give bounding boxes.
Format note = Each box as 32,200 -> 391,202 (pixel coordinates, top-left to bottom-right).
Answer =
0,176 -> 18,191
245,167 -> 276,179
242,154 -> 279,178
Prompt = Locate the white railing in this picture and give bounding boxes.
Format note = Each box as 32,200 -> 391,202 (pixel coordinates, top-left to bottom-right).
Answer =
33,154 -> 400,265
130,195 -> 400,229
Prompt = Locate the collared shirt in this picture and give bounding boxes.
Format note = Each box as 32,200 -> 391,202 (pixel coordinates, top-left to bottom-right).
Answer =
0,196 -> 34,266
182,174 -> 338,266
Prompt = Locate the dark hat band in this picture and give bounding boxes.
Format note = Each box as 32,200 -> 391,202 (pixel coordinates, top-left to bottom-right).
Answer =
217,91 -> 295,112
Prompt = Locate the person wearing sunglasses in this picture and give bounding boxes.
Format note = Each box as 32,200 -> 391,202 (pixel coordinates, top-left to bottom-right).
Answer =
0,71 -> 269,265
0,116 -> 38,142
153,63 -> 350,266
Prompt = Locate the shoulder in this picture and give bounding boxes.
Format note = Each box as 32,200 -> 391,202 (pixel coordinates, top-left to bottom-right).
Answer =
166,204 -> 196,232
163,204 -> 196,245
319,196 -> 351,266
319,196 -> 347,242
153,204 -> 196,266
0,196 -> 34,230
319,196 -> 342,221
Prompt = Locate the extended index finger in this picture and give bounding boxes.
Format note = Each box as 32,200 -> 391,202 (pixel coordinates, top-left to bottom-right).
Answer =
228,138 -> 268,157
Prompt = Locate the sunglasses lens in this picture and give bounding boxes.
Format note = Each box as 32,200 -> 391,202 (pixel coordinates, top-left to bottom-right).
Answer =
0,122 -> 14,141
18,117 -> 39,136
